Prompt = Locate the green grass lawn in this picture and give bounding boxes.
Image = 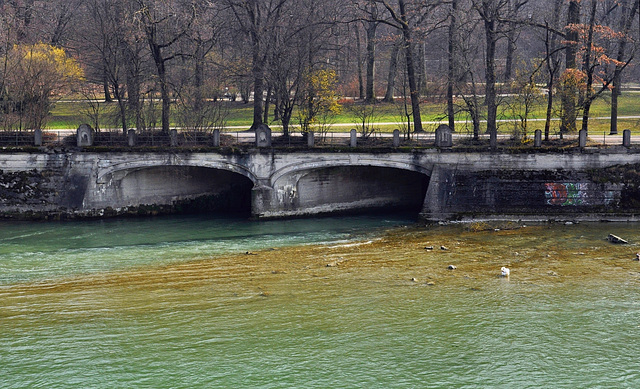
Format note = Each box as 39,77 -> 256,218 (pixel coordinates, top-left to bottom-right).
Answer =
46,92 -> 640,134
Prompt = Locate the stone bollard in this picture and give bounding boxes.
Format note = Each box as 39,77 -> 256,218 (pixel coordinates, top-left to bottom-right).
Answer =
623,129 -> 631,147
255,124 -> 272,147
34,129 -> 42,146
77,124 -> 94,147
350,129 -> 357,147
393,129 -> 400,147
127,129 -> 136,147
579,129 -> 587,149
534,130 -> 542,147
307,132 -> 315,147
435,124 -> 453,148
170,129 -> 178,146
213,129 -> 220,147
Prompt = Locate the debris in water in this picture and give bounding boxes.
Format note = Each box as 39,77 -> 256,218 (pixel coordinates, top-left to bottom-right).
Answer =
607,234 -> 628,244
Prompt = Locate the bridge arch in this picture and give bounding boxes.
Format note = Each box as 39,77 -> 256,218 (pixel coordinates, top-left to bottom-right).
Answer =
96,157 -> 259,185
269,157 -> 433,187
94,157 -> 257,214
266,157 -> 432,217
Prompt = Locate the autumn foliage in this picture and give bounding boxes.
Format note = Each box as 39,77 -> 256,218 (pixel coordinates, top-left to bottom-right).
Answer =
1,43 -> 83,130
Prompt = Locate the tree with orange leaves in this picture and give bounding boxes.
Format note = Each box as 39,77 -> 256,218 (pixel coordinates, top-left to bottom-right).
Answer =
562,0 -> 639,135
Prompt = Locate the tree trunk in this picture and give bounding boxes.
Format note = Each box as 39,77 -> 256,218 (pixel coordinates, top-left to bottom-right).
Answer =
383,40 -> 400,103
544,78 -> 554,141
399,0 -> 422,133
483,12 -> 497,149
355,25 -> 364,100
504,29 -> 515,82
417,42 -> 426,93
447,0 -> 457,131
251,54 -> 265,130
103,65 -> 113,103
580,0 -> 598,135
544,0 -> 562,142
365,19 -> 377,102
149,39 -> 171,134
561,0 -> 580,133
193,46 -> 205,113
263,85 -> 272,124
123,44 -> 143,131
610,0 -> 639,135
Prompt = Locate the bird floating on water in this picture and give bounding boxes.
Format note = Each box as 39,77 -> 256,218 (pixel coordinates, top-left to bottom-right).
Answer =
501,267 -> 510,277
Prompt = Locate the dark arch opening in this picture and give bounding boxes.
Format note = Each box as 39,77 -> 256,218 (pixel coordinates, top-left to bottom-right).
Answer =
295,166 -> 430,216
119,166 -> 254,216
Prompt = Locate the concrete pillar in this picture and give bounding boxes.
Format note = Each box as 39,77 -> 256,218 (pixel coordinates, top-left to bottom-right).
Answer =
534,130 -> 542,147
420,165 -> 455,222
251,184 -> 275,218
170,129 -> 178,146
213,129 -> 220,147
307,132 -> 315,147
350,129 -> 357,147
393,129 -> 400,147
579,129 -> 587,149
127,129 -> 136,147
34,129 -> 42,146
623,129 -> 631,147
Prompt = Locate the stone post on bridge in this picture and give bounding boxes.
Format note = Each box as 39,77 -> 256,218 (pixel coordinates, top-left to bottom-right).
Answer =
127,130 -> 136,147
579,129 -> 587,149
350,129 -> 357,147
393,129 -> 400,147
435,124 -> 452,148
77,124 -> 94,147
170,129 -> 179,146
623,129 -> 631,147
255,124 -> 272,147
34,129 -> 42,146
307,132 -> 315,147
213,129 -> 220,147
534,130 -> 542,147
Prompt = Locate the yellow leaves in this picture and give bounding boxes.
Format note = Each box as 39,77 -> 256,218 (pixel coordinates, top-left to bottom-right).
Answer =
297,68 -> 342,132
9,43 -> 84,94
307,69 -> 342,115
2,43 -> 84,130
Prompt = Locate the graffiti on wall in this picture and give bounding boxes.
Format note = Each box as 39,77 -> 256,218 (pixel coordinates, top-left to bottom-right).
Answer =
545,183 -> 590,206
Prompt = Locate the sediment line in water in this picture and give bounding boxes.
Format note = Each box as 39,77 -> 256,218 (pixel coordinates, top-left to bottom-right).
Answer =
3,224 -> 639,302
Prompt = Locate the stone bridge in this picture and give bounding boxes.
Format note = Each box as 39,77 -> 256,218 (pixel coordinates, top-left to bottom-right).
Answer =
1,150 -> 640,220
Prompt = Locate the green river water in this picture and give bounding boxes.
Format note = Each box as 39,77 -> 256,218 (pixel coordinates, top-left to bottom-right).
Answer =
1,215 -> 639,388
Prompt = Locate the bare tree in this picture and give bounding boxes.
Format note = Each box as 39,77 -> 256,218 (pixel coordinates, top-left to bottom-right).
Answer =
134,0 -> 195,134
472,0 -> 510,150
374,0 -> 431,133
610,0 -> 639,135
225,0 -> 294,130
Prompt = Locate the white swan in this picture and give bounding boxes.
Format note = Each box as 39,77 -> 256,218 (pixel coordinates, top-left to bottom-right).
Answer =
501,267 -> 510,277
